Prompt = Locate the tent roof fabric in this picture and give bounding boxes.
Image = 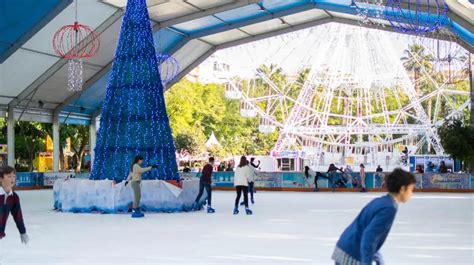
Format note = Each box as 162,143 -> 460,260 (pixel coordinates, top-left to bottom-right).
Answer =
0,0 -> 473,124
0,0 -> 72,63
206,131 -> 221,148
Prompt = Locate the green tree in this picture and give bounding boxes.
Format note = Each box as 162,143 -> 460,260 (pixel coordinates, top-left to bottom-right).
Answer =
207,145 -> 226,159
41,123 -> 89,172
15,121 -> 47,171
438,119 -> 474,172
66,125 -> 89,172
166,78 -> 279,158
174,130 -> 205,157
0,118 -> 6,144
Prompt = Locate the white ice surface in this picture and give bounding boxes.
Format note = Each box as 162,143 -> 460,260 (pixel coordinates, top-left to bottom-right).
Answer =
2,190 -> 473,265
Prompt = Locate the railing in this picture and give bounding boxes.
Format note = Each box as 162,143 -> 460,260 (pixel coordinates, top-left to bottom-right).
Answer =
14,171 -> 473,190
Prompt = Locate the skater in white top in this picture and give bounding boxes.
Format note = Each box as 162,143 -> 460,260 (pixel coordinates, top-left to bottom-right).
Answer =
241,158 -> 258,206
124,155 -> 157,218
233,156 -> 253,215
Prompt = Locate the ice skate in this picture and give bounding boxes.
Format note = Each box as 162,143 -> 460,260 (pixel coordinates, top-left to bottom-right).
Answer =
131,208 -> 144,218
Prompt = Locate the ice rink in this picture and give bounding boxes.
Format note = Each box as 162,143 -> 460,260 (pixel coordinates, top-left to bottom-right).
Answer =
2,190 -> 473,265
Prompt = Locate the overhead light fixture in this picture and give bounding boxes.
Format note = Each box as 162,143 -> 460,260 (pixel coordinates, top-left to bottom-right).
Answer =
38,100 -> 44,108
80,106 -> 85,113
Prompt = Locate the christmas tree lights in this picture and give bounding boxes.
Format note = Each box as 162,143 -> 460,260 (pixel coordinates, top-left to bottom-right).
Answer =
90,0 -> 179,181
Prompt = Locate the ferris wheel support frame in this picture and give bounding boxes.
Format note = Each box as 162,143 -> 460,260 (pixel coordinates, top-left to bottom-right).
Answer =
222,25 -> 470,161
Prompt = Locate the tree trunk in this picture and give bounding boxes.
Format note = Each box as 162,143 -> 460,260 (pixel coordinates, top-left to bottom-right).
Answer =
414,70 -> 420,95
28,148 -> 34,172
59,147 -> 64,171
428,98 -> 432,123
25,139 -> 34,172
75,150 -> 84,172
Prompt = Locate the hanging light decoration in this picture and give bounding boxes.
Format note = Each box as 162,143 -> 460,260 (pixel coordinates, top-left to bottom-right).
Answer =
420,36 -> 463,64
384,0 -> 449,34
352,0 -> 386,27
418,36 -> 465,83
156,53 -> 180,86
53,0 -> 100,92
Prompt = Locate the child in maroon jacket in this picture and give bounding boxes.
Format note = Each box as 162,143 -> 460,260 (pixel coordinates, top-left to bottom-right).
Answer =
0,166 -> 29,244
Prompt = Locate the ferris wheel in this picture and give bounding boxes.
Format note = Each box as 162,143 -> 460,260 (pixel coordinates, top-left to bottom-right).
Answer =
220,24 -> 470,165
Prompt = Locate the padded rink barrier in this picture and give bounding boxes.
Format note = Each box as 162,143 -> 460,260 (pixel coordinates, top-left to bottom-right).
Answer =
53,179 -> 205,213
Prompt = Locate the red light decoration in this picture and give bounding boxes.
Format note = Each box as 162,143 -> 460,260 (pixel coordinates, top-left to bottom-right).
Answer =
52,21 -> 100,92
53,22 -> 99,59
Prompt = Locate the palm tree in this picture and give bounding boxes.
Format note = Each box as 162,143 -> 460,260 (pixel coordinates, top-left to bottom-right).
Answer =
401,44 -> 434,95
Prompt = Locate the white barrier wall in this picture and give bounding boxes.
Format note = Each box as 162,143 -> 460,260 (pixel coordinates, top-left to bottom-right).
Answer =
53,179 -> 205,213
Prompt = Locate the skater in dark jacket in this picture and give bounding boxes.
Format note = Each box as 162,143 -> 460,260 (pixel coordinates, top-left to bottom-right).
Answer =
360,164 -> 367,192
248,158 -> 259,203
304,166 -> 320,191
192,157 -> 215,213
0,166 -> 29,244
327,164 -> 343,192
332,168 -> 416,265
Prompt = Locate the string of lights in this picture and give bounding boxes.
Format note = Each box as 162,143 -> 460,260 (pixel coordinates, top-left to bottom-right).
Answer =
384,0 -> 449,34
90,0 -> 179,181
156,53 -> 180,86
352,0 -> 386,27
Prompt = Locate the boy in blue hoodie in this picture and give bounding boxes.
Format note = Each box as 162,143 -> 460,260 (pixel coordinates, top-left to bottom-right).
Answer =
332,168 -> 415,265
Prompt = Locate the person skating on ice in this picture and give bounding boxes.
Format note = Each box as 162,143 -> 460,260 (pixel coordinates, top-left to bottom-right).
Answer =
192,157 -> 215,213
0,166 -> 29,245
233,156 -> 253,215
250,157 -> 260,169
304,166 -> 319,191
332,168 -> 416,265
250,157 -> 260,195
125,155 -> 157,218
241,158 -> 258,205
359,164 -> 367,192
327,164 -> 343,192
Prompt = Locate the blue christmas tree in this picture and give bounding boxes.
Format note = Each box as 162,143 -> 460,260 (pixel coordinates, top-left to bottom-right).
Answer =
90,0 -> 179,181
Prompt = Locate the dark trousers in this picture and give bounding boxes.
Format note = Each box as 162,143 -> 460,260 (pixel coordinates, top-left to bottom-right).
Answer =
235,185 -> 249,208
315,172 -> 330,190
195,182 -> 212,206
328,171 -> 336,191
248,181 -> 254,201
